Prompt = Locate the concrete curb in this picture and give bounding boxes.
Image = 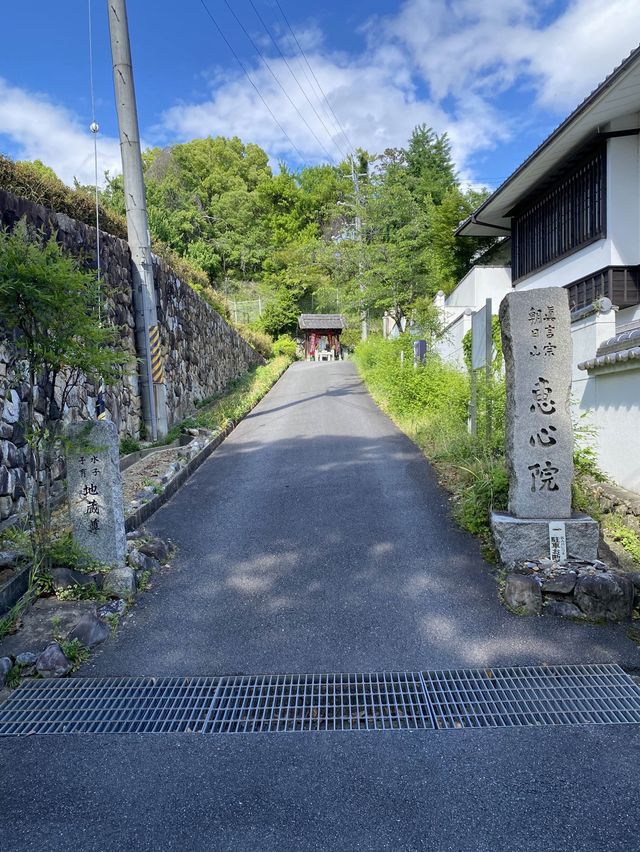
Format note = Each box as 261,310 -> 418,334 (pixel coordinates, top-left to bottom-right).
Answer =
125,424 -> 233,533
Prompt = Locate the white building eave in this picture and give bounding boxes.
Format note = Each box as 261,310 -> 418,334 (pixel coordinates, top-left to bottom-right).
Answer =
458,44 -> 640,237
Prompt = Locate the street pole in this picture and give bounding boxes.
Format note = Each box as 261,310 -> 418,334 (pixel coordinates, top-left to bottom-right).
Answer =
107,0 -> 167,440
351,156 -> 368,341
485,298 -> 493,447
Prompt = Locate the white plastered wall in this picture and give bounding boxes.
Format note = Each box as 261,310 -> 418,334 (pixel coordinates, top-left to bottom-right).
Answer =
571,308 -> 640,493
435,266 -> 512,369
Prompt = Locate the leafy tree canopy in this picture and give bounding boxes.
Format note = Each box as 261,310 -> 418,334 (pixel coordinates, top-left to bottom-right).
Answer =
97,128 -> 497,337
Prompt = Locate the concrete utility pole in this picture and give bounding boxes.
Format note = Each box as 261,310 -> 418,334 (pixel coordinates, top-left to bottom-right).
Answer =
107,0 -> 167,440
351,156 -> 368,341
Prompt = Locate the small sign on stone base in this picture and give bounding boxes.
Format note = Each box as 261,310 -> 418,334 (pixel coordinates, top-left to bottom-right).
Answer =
66,420 -> 126,567
549,521 -> 567,564
491,512 -> 598,569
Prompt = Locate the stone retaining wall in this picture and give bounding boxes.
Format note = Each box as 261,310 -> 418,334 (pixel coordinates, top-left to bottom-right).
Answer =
589,481 -> 640,535
0,189 -> 261,524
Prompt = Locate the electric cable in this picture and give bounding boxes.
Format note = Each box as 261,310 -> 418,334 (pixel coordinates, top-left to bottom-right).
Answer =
87,0 -> 101,306
273,0 -> 356,156
220,0 -> 336,162
246,0 -> 348,161
198,0 -> 306,161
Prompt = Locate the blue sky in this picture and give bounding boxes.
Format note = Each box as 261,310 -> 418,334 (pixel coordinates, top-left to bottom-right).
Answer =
1,1 -> 640,189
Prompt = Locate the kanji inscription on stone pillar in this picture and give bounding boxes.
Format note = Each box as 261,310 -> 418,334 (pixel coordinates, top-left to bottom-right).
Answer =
499,287 -> 573,519
66,420 -> 126,566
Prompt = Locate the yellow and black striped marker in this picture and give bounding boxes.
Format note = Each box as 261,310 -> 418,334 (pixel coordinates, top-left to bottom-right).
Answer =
149,324 -> 164,384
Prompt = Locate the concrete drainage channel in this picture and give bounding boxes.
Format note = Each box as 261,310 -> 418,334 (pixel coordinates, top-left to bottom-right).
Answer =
1,665 -> 640,736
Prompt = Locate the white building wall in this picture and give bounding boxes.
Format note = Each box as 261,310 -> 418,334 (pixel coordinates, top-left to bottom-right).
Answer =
438,312 -> 472,370
435,266 -> 512,369
571,308 -> 640,493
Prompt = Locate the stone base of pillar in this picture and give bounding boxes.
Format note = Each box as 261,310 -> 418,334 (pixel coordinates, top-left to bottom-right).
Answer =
491,512 -> 599,569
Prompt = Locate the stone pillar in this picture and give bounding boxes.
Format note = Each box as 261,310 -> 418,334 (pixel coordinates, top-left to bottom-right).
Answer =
501,287 -> 573,518
492,287 -> 598,567
66,420 -> 126,567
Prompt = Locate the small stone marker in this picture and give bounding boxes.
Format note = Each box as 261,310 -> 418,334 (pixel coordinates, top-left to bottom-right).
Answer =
499,287 -> 573,519
66,420 -> 126,567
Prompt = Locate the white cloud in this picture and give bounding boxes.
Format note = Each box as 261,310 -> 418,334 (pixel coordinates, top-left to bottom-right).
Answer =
162,48 -> 452,167
527,0 -> 640,109
1,1 -> 639,190
161,0 -> 640,183
381,0 -> 640,113
0,78 -> 122,186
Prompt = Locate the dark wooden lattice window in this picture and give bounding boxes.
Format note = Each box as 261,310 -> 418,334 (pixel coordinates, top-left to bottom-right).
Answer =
566,266 -> 640,311
512,146 -> 606,281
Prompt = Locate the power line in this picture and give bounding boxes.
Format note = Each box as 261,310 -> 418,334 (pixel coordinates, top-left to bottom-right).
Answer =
198,0 -> 305,161
87,0 -> 101,315
274,0 -> 355,157
246,0 -> 348,162
220,0 -> 336,162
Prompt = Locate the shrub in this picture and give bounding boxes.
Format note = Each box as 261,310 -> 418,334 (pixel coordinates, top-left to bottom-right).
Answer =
272,335 -> 298,360
237,325 -> 273,359
120,436 -> 141,456
0,155 -> 128,239
0,154 -> 226,320
356,336 -> 469,423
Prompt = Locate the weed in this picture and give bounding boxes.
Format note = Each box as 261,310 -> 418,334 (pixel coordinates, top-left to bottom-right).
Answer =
5,665 -> 22,689
33,569 -> 54,597
0,591 -> 32,640
105,613 -> 120,634
55,584 -> 106,602
60,638 -> 90,669
627,626 -> 640,645
137,570 -> 152,592
606,516 -> 640,565
46,531 -> 104,573
120,436 -> 141,456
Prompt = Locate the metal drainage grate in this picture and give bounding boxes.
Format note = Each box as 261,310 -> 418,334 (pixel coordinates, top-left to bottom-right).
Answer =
423,664 -> 640,729
0,672 -> 433,736
0,664 -> 639,736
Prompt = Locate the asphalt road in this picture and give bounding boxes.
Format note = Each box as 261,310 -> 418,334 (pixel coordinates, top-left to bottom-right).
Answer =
3,361 -> 640,851
88,360 -> 640,675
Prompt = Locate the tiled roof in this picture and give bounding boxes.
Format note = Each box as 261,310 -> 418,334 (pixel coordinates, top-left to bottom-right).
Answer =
298,314 -> 347,330
578,323 -> 640,371
458,42 -> 640,235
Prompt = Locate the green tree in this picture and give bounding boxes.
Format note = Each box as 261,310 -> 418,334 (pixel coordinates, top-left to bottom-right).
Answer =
405,125 -> 457,205
0,220 -> 126,571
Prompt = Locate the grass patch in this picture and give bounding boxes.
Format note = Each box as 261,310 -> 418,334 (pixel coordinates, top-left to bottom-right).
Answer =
59,638 -> 91,670
0,592 -> 34,640
120,436 -> 141,456
605,516 -> 640,565
156,355 -> 291,447
137,570 -> 152,592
